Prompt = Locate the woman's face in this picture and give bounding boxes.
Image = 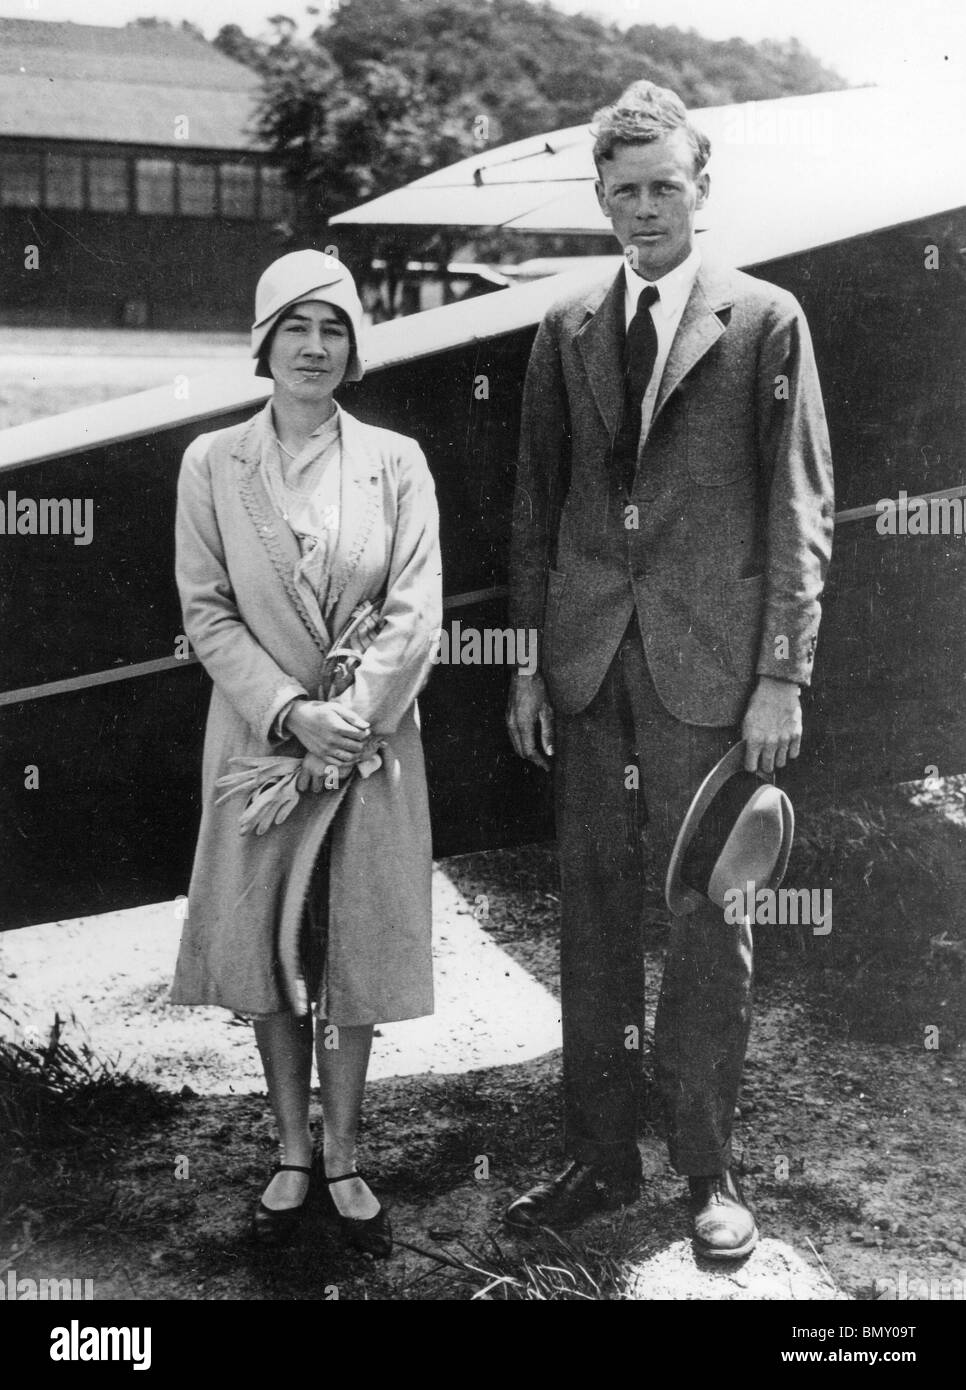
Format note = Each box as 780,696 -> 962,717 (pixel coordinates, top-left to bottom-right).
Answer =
266,300 -> 352,401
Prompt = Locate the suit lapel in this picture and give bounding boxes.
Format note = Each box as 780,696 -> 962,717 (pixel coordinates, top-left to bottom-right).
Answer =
651,260 -> 734,425
575,271 -> 626,440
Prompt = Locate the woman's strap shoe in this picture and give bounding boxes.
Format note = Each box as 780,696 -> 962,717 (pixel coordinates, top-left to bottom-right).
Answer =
325,1171 -> 393,1259
251,1162 -> 313,1247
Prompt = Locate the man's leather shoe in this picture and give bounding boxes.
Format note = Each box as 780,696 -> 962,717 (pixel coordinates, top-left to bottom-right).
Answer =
689,1170 -> 759,1260
505,1159 -> 640,1231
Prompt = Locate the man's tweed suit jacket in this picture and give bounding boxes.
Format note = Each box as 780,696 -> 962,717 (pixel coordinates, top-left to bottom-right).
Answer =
509,257 -> 835,726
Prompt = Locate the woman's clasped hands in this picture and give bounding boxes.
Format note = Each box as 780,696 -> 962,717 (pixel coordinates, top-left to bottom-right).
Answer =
285,699 -> 381,792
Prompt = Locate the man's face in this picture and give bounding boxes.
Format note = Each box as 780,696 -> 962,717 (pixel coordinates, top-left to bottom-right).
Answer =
595,129 -> 709,281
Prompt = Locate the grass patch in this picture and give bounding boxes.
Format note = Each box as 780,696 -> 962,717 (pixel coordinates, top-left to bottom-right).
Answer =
785,781 -> 966,1042
0,1010 -> 179,1253
398,1225 -> 642,1301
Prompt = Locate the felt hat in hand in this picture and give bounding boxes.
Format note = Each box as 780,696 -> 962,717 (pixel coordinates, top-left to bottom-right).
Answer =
665,740 -> 794,917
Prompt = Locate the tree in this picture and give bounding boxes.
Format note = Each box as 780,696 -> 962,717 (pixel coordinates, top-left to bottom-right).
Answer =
130,17 -> 207,44
247,14 -> 481,244
212,23 -> 268,72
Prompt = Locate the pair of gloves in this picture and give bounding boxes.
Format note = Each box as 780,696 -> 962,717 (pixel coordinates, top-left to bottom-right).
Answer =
215,755 -> 304,836
214,742 -> 386,837
215,602 -> 386,837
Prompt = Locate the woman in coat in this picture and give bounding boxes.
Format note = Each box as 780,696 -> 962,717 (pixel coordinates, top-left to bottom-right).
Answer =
170,250 -> 442,1256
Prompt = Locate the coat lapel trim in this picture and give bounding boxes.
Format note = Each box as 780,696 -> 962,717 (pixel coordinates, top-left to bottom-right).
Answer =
651,261 -> 734,425
327,407 -> 385,610
231,408 -> 330,657
575,271 -> 625,440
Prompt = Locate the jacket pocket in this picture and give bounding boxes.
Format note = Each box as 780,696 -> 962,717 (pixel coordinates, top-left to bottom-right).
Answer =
724,573 -> 765,678
687,451 -> 755,486
683,396 -> 755,486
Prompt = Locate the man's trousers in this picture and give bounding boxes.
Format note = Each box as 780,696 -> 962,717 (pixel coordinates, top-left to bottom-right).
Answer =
554,615 -> 753,1177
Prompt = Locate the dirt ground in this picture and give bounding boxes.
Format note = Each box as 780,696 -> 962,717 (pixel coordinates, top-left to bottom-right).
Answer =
3,822 -> 965,1302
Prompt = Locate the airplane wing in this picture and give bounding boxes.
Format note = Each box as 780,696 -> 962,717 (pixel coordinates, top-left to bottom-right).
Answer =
332,82 -> 966,266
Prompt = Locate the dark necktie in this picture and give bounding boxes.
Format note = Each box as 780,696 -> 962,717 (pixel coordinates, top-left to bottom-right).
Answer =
613,284 -> 660,493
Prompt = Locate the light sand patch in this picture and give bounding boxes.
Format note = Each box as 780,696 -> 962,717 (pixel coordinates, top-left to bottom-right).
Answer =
620,1237 -> 848,1300
0,865 -> 561,1094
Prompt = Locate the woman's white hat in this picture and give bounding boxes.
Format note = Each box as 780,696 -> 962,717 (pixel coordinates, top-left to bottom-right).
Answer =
251,249 -> 365,382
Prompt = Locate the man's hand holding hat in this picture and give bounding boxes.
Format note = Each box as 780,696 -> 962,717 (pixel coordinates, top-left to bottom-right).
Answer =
741,675 -> 802,775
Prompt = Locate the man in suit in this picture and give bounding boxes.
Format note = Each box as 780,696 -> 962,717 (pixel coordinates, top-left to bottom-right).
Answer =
505,80 -> 834,1256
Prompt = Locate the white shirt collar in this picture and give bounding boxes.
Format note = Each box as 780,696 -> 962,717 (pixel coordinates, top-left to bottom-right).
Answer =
623,243 -> 702,319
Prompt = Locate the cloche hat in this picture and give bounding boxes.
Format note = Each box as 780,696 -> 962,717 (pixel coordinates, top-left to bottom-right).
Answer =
251,249 -> 365,382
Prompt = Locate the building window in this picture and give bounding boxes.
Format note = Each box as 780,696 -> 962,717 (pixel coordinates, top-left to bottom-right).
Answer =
177,161 -> 216,217
44,153 -> 84,209
136,158 -> 175,215
0,151 -> 41,207
260,166 -> 292,221
219,162 -> 256,219
88,156 -> 129,212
